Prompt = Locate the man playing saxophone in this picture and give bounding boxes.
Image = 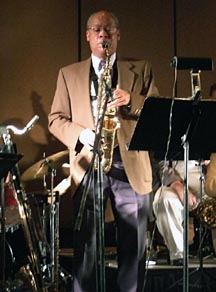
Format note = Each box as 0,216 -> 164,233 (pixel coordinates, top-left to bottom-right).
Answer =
48,10 -> 159,292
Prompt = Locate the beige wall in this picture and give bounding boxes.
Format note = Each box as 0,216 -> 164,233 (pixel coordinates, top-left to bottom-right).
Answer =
0,1 -> 78,172
1,0 -> 216,183
175,1 -> 216,97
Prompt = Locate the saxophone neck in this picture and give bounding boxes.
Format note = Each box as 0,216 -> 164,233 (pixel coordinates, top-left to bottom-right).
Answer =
102,41 -> 111,74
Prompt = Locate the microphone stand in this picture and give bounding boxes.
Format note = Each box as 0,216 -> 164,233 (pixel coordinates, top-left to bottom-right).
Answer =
181,136 -> 189,292
74,77 -> 111,292
181,73 -> 202,292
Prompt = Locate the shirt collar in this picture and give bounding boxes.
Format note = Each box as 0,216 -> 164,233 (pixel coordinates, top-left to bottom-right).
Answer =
91,53 -> 116,76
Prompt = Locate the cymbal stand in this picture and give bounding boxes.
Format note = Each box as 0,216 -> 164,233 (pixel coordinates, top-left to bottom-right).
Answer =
39,155 -> 50,269
49,167 -> 57,285
54,191 -> 60,291
43,161 -> 60,291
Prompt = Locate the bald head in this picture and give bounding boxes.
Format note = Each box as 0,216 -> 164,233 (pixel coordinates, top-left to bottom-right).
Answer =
86,10 -> 120,59
87,11 -> 120,30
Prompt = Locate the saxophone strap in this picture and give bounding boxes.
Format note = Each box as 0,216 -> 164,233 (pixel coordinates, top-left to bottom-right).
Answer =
90,59 -> 118,100
90,64 -> 98,101
111,59 -> 118,89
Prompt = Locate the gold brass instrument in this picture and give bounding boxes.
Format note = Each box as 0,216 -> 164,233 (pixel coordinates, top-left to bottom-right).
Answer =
95,42 -> 120,173
197,197 -> 216,229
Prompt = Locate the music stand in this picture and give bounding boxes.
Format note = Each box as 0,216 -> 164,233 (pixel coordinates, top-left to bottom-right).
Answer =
0,152 -> 23,287
128,96 -> 216,292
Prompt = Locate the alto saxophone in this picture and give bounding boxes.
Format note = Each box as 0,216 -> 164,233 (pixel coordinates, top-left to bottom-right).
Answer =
95,42 -> 120,173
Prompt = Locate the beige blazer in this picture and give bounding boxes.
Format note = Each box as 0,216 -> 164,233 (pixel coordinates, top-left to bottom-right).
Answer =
48,57 -> 159,195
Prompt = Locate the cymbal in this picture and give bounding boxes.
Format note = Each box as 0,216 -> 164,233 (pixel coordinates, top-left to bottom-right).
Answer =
21,150 -> 69,182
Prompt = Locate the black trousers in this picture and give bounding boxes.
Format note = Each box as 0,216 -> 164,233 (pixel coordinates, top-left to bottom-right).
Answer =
72,166 -> 149,292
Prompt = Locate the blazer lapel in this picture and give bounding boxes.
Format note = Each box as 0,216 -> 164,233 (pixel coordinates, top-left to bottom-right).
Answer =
77,58 -> 95,129
117,61 -> 135,91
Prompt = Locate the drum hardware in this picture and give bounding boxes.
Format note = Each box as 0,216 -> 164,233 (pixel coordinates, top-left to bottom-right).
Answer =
40,158 -> 61,292
21,149 -> 71,290
0,176 -> 7,288
1,116 -> 49,291
0,184 -> 21,234
21,150 -> 69,182
0,152 -> 23,289
53,175 -> 71,197
24,151 -> 72,291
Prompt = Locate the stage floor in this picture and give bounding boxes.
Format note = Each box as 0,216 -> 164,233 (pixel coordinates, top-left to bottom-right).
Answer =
59,248 -> 216,292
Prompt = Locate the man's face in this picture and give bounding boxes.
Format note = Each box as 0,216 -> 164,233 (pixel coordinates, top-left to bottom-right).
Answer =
86,12 -> 120,59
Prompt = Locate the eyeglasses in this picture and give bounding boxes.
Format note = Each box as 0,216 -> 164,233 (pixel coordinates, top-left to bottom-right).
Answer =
88,26 -> 117,35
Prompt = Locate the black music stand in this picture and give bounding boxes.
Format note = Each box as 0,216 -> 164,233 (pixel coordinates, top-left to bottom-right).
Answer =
129,96 -> 216,158
129,96 -> 216,292
0,152 -> 23,180
0,152 -> 23,287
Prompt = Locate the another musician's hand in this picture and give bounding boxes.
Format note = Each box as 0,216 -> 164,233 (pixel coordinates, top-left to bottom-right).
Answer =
79,128 -> 95,150
188,192 -> 197,209
170,180 -> 197,208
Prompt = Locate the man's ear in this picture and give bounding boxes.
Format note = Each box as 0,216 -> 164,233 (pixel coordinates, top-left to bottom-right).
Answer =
86,30 -> 90,42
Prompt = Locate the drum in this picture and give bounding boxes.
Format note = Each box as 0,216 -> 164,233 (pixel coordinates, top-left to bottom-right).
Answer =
0,237 -> 14,279
0,185 -> 21,233
0,226 -> 29,280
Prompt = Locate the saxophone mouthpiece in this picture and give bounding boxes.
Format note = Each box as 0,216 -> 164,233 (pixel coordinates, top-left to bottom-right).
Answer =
102,42 -> 109,49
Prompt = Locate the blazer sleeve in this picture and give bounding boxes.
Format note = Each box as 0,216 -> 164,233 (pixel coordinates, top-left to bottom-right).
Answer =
48,68 -> 85,150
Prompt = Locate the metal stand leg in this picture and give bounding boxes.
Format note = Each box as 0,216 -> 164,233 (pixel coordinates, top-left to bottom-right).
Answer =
182,139 -> 189,292
97,159 -> 105,292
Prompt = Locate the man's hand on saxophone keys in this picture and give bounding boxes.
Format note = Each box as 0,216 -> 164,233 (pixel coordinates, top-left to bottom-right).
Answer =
108,88 -> 131,109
